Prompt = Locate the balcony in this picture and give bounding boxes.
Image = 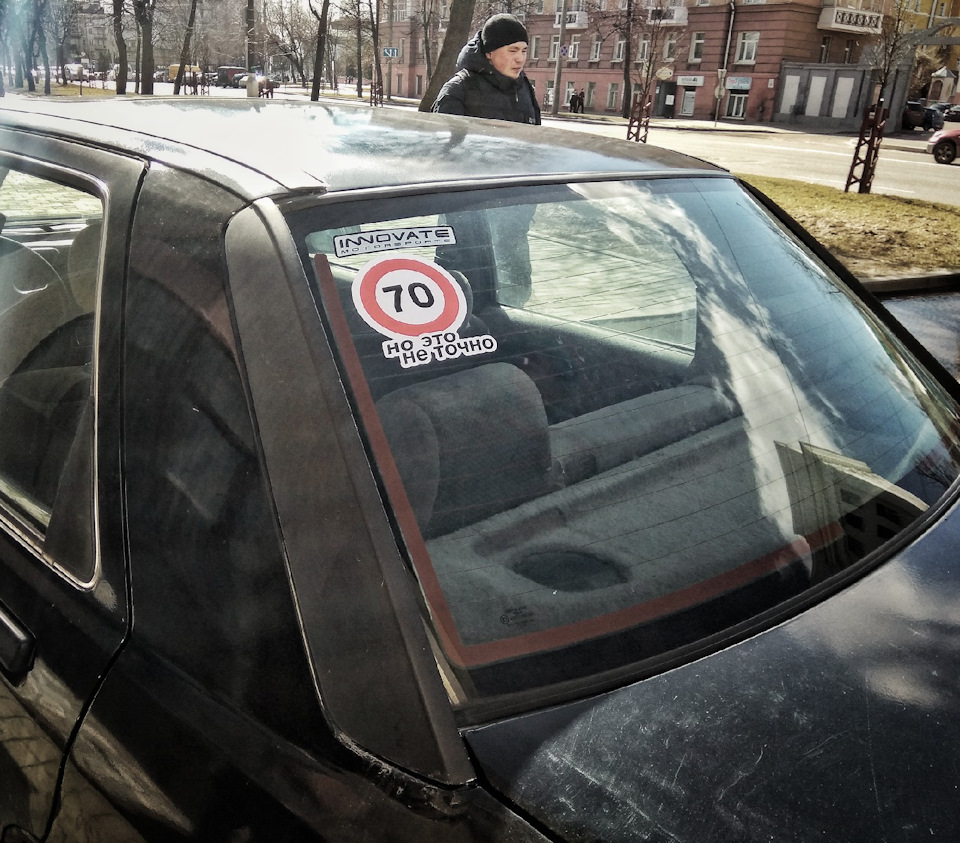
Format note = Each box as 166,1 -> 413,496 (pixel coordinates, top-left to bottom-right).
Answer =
818,4 -> 883,34
646,5 -> 688,26
554,11 -> 588,29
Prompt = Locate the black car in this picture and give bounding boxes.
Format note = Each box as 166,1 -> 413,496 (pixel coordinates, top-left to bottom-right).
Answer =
3,98 -> 960,842
901,100 -> 944,131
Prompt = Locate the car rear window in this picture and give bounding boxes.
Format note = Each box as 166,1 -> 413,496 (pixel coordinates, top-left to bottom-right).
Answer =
289,177 -> 960,711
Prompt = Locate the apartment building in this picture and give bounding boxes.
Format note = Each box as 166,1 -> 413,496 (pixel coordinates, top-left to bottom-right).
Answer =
383,0 -> 959,128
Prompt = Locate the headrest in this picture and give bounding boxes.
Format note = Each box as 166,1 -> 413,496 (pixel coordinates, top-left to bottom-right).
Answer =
376,363 -> 551,536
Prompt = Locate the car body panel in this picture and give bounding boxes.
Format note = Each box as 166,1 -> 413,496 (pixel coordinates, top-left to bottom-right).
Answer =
465,493 -> 960,841
0,98 -> 720,196
0,128 -> 142,840
926,126 -> 960,164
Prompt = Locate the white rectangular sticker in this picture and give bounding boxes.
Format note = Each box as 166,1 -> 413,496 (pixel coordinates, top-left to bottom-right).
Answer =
333,226 -> 456,258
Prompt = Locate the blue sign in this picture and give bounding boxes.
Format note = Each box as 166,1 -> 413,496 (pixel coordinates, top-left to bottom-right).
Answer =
383,47 -> 399,58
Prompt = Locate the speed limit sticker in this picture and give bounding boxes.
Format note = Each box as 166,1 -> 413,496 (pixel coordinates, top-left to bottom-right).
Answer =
351,255 -> 497,369
353,255 -> 466,338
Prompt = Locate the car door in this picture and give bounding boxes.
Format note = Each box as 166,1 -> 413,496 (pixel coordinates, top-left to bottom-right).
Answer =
0,127 -> 143,841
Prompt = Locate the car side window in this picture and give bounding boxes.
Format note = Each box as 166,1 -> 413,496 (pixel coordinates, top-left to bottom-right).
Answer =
0,166 -> 101,577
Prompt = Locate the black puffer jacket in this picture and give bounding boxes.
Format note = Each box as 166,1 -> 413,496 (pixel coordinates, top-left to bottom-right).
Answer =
432,34 -> 541,125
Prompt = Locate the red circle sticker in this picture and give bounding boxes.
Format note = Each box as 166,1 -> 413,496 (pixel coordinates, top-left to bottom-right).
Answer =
352,255 -> 467,338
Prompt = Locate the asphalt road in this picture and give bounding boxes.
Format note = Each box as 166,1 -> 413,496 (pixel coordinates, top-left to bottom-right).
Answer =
540,116 -> 958,208
883,293 -> 960,380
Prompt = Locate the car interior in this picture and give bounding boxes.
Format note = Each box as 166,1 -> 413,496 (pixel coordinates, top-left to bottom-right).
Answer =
299,177 -> 960,702
0,167 -> 100,571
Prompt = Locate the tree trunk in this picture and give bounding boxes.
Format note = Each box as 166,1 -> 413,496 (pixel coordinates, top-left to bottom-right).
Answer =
113,0 -> 127,95
355,13 -> 363,97
367,0 -> 381,104
309,0 -> 330,101
38,23 -> 50,95
620,1 -> 633,119
173,0 -> 198,95
133,1 -> 155,94
418,0 -> 475,111
140,19 -> 153,94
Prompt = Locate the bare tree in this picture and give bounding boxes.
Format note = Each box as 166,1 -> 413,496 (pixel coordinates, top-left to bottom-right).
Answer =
173,0 -> 198,94
112,0 -> 128,94
365,0 -> 381,101
410,0 -> 443,83
132,0 -> 156,94
417,0 -> 475,110
864,0 -> 913,102
587,0 -> 680,118
265,0 -> 312,85
308,0 -> 330,100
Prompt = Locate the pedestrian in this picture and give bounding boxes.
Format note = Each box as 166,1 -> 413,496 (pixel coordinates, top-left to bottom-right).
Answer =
432,13 -> 540,125
576,88 -> 585,113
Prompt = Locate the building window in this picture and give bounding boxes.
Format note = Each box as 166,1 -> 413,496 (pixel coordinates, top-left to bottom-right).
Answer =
399,39 -> 405,58
550,35 -> 560,61
735,31 -> 759,64
591,39 -> 601,61
570,34 -> 580,60
586,80 -> 596,106
613,39 -> 625,62
565,81 -> 575,106
531,36 -> 540,59
416,75 -> 423,96
664,32 -> 677,60
819,36 -> 831,63
726,90 -> 748,118
536,0 -> 544,11
844,39 -> 855,63
637,36 -> 650,63
392,0 -> 408,22
607,81 -> 620,109
690,32 -> 704,62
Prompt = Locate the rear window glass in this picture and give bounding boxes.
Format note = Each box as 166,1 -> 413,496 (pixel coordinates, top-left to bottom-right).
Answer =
289,177 -> 960,710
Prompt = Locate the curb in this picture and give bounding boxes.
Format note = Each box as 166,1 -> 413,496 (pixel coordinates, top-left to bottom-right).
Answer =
863,272 -> 960,297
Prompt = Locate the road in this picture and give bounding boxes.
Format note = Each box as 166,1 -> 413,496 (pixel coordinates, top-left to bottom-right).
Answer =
539,115 -> 958,207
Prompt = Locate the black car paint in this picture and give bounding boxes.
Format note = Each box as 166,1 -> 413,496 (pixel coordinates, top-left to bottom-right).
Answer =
0,127 -> 142,841
465,492 -> 960,841
0,99 -> 959,841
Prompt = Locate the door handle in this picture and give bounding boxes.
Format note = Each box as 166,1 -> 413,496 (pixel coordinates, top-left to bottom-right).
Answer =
0,601 -> 35,681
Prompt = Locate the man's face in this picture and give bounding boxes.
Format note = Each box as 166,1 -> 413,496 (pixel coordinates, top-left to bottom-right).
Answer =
486,42 -> 528,79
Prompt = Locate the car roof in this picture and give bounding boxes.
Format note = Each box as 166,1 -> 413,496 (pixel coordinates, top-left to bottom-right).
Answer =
0,97 -> 725,200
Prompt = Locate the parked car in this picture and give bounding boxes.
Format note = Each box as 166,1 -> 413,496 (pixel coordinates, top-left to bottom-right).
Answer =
926,125 -> 960,164
944,103 -> 960,122
901,100 -> 944,131
3,97 -> 960,842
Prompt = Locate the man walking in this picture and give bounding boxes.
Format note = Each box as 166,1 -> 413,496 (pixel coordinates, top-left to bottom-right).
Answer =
432,13 -> 540,125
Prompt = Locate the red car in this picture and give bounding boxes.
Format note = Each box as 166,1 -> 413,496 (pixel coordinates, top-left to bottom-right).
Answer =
926,125 -> 960,164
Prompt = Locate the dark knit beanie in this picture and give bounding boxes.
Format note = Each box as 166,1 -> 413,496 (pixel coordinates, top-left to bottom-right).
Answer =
481,14 -> 529,53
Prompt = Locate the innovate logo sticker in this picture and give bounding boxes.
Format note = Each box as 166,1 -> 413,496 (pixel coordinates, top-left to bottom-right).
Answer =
334,226 -> 456,258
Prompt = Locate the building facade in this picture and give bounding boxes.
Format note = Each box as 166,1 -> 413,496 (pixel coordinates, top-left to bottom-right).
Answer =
383,0 -> 960,128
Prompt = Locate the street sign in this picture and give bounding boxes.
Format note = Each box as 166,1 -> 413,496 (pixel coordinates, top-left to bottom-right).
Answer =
383,47 -> 399,58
